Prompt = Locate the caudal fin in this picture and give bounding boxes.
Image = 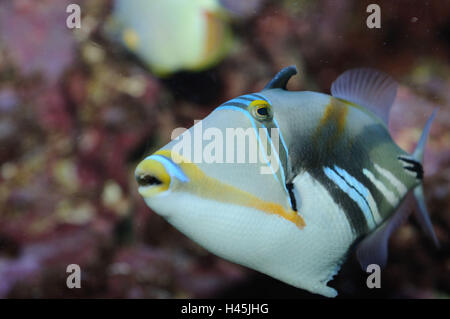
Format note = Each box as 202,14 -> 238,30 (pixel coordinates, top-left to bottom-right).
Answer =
412,109 -> 439,248
356,109 -> 439,270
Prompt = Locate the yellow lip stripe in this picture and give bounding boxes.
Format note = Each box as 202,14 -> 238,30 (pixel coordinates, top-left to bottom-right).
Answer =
155,150 -> 306,229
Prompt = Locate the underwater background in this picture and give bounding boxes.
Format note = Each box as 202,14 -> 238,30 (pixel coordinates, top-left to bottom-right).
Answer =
0,0 -> 449,298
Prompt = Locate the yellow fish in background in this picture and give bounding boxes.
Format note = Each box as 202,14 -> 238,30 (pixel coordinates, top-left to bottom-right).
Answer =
110,0 -> 232,76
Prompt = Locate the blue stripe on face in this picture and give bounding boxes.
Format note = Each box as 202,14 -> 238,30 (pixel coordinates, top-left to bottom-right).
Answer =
226,93 -> 269,106
232,94 -> 257,104
215,105 -> 280,183
145,154 -> 189,183
250,93 -> 268,101
218,94 -> 295,210
323,166 -> 376,229
253,94 -> 289,159
256,95 -> 290,195
261,123 -> 284,182
273,117 -> 289,158
227,93 -> 289,164
232,98 -> 253,104
260,123 -> 294,207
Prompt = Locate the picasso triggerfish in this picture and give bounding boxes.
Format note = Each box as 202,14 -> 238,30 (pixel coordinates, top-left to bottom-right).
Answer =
135,66 -> 439,297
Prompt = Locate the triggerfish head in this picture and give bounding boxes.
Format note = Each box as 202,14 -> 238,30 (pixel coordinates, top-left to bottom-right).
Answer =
135,66 -> 439,297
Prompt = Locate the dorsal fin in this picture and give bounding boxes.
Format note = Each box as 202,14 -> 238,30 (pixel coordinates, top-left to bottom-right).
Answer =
264,65 -> 298,90
331,68 -> 398,124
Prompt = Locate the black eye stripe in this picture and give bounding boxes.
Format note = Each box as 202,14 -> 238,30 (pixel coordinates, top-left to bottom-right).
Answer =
286,182 -> 297,212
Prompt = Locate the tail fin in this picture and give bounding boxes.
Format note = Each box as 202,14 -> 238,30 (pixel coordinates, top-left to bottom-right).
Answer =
356,110 -> 439,270
412,109 -> 437,162
412,109 -> 439,248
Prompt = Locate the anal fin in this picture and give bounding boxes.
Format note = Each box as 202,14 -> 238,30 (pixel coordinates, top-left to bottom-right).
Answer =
413,185 -> 440,248
356,191 -> 414,270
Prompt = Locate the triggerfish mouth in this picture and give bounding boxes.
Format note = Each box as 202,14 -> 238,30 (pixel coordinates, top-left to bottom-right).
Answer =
135,66 -> 439,297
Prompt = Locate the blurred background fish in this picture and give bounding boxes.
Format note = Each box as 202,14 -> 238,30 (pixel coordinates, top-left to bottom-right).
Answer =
107,0 -> 233,76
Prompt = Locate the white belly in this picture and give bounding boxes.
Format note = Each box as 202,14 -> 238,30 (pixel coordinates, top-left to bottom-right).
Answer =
146,172 -> 356,297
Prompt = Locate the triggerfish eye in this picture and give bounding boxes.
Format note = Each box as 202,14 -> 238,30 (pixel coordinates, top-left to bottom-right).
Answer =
248,100 -> 273,121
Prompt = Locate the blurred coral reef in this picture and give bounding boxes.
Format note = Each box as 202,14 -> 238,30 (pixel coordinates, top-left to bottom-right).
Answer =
0,0 -> 449,298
